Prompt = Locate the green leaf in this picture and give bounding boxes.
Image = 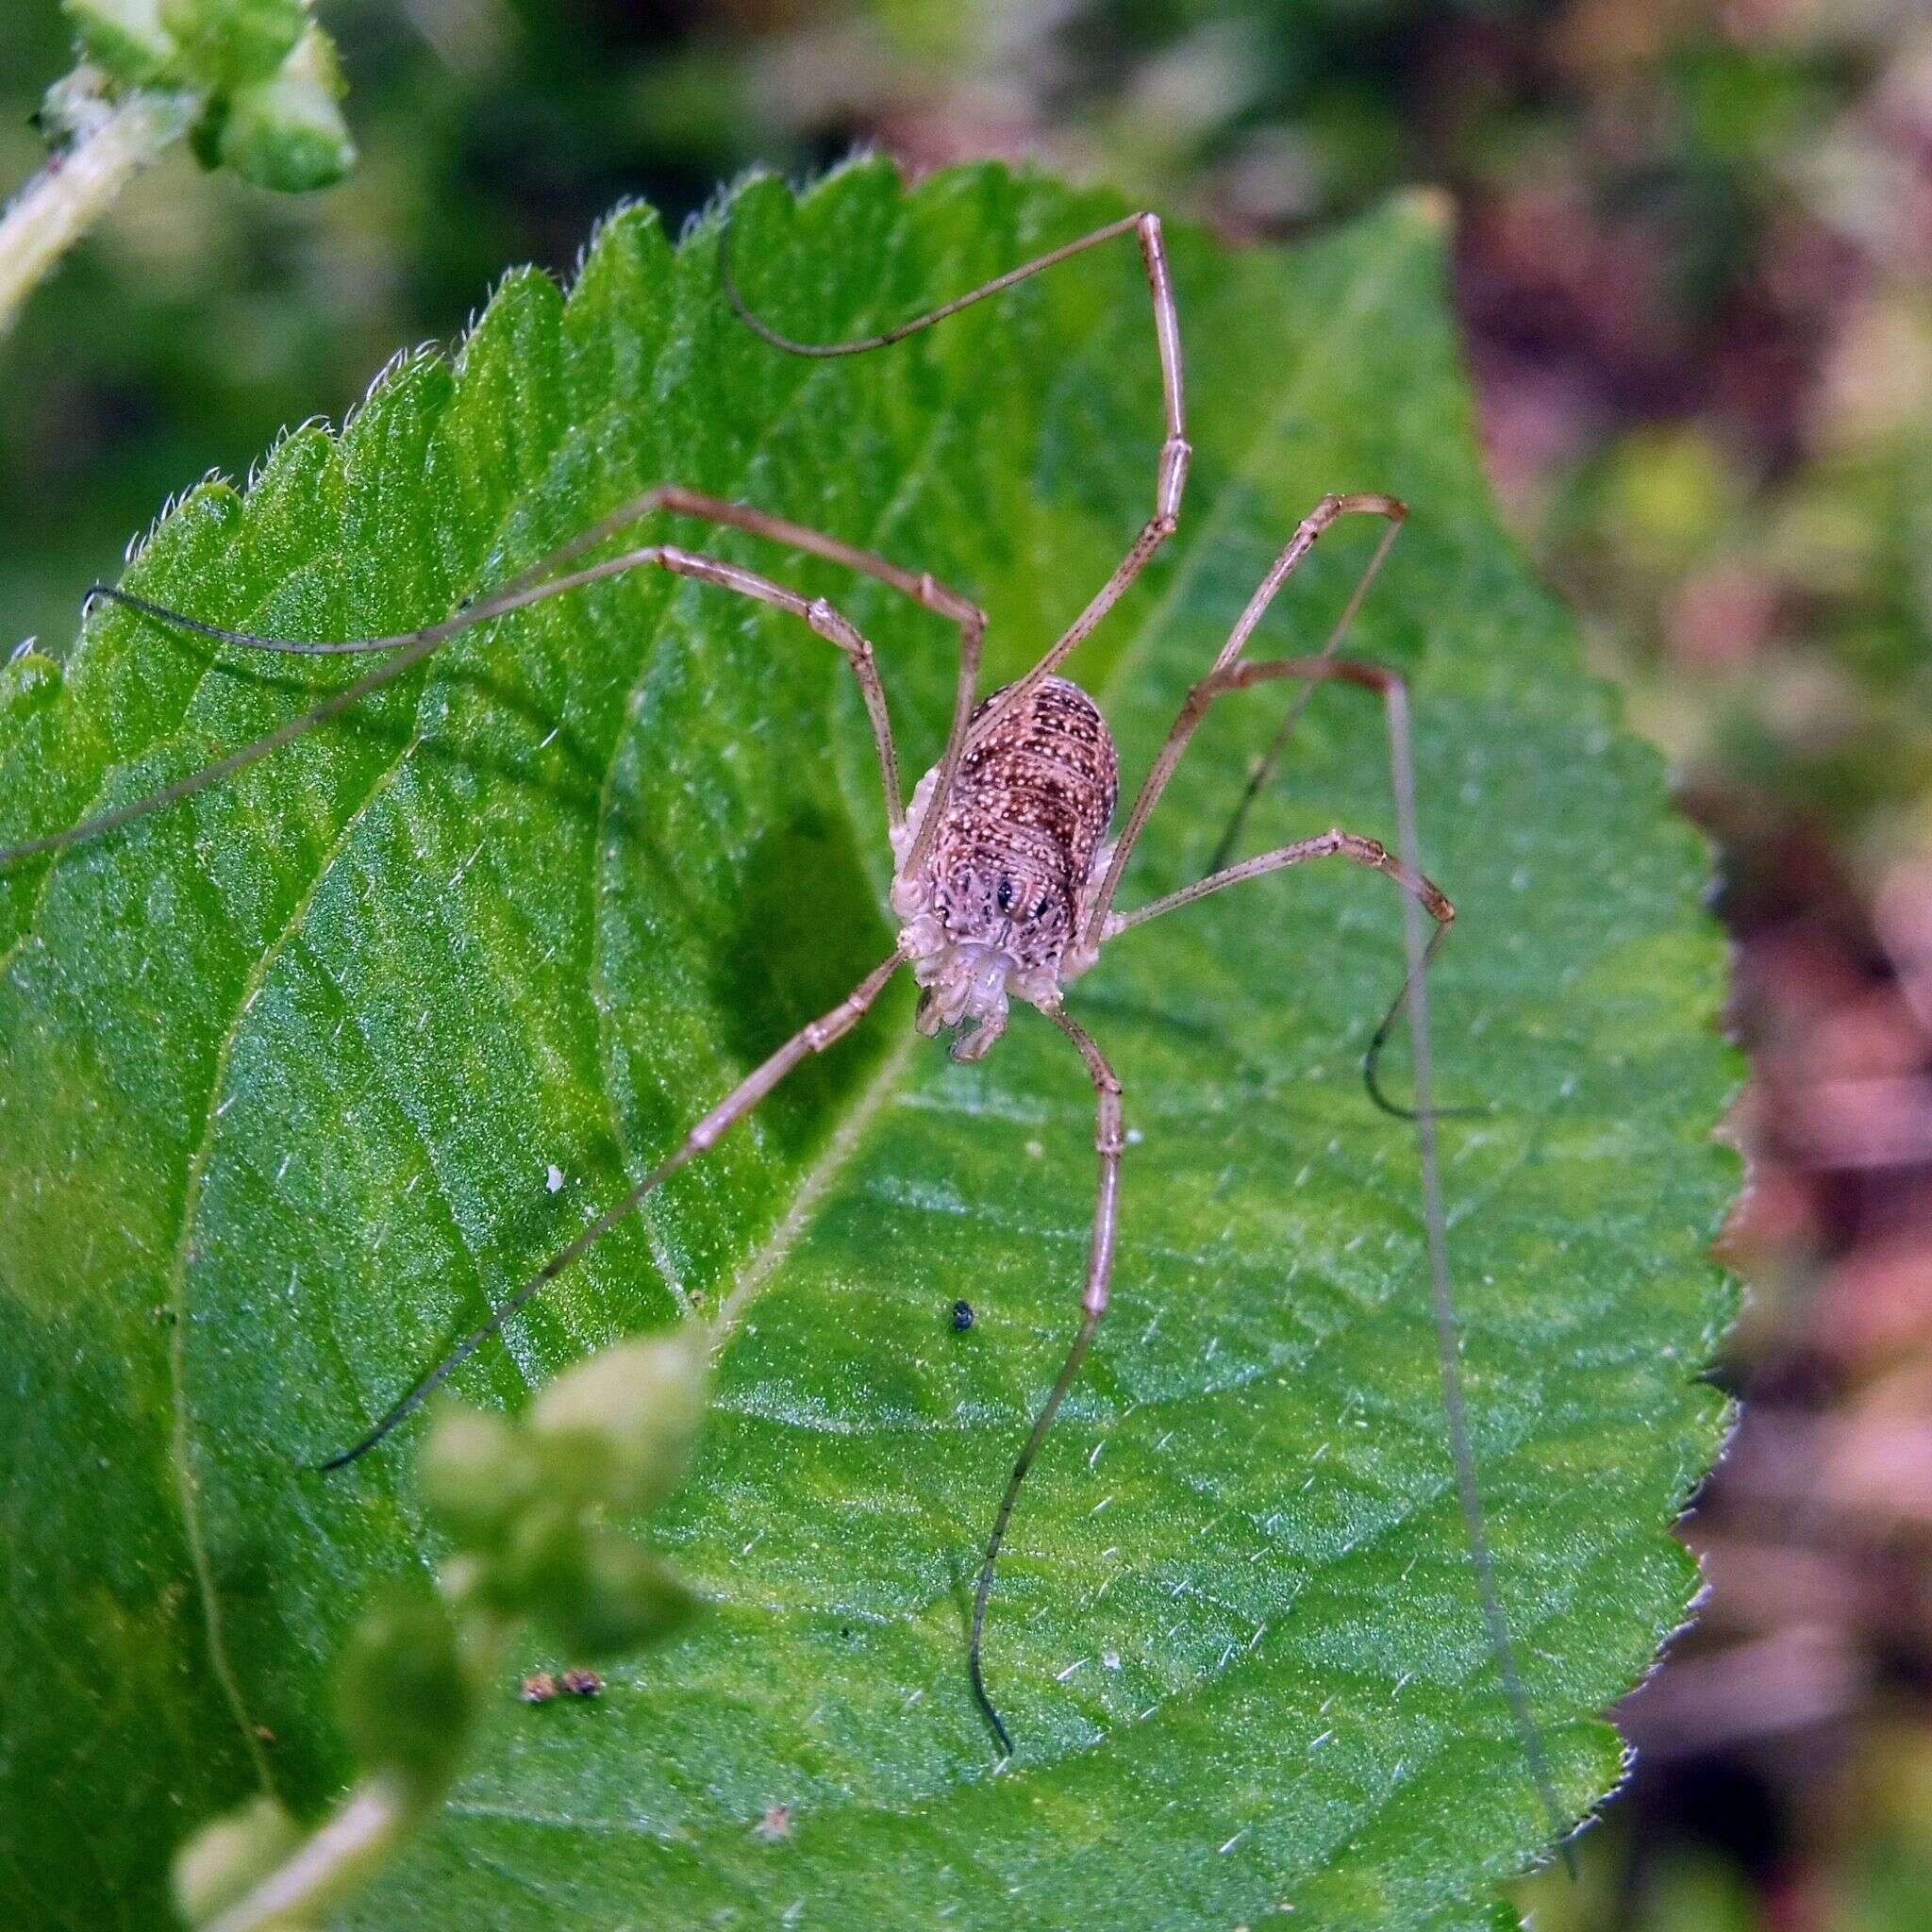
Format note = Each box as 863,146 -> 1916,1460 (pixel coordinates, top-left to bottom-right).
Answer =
0,162 -> 1735,1929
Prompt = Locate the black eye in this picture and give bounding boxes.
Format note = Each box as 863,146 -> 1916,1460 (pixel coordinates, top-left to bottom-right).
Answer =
1037,898 -> 1052,919
995,878 -> 1014,912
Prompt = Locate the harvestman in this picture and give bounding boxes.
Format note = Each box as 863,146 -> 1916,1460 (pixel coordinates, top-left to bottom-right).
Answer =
0,203 -> 1569,1847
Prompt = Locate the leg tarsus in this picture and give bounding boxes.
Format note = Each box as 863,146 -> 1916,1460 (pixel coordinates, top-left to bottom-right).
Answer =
967,1304 -> 1105,1760
1103,648 -> 1568,1858
1362,919 -> 1481,1122
1378,675 -> 1573,1861
966,1008 -> 1122,1759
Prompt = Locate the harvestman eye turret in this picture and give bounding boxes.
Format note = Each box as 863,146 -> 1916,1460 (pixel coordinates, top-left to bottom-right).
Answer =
0,198 -> 1572,1857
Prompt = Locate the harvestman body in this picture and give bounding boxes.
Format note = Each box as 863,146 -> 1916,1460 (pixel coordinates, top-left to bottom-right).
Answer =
0,200 -> 1569,1848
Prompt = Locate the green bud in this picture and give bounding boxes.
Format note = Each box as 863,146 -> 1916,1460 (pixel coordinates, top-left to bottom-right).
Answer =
418,1406 -> 543,1552
62,0 -> 178,88
539,1531 -> 699,1659
188,93 -> 227,173
470,1499 -> 589,1621
218,27 -> 355,192
160,0 -> 306,89
172,1793 -> 303,1926
468,1508 -> 696,1656
529,1327 -> 708,1515
335,1585 -> 475,1789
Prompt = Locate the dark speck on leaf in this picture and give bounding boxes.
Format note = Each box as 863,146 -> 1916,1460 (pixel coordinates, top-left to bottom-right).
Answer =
952,1299 -> 974,1331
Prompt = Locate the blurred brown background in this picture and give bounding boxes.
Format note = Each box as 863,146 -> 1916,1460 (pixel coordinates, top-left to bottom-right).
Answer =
5,4 -> 1929,1924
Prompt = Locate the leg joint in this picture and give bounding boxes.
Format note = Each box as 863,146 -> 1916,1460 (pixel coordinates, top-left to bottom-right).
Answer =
806,596 -> 863,652
1156,438 -> 1191,525
920,574 -> 984,627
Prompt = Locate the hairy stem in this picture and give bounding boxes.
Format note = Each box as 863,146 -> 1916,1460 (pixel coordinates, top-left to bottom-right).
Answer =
201,1774 -> 424,1932
197,1605 -> 512,1932
0,92 -> 196,337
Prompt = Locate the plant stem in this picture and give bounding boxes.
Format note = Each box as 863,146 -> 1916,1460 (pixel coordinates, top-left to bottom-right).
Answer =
194,1610 -> 510,1932
0,92 -> 196,338
202,1774 -> 424,1932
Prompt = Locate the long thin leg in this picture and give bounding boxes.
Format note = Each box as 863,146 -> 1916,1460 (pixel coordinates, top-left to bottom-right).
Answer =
3,531 -> 911,866
968,1005 -> 1124,1757
1206,508 -> 1407,875
490,481 -> 987,769
1115,817 -> 1456,1117
1113,823 -> 1452,937
495,484 -> 982,626
1112,670 -> 1575,1864
724,204 -> 1190,881
1100,651 -> 1466,1109
1080,493 -> 1406,956
321,950 -> 904,1471
1381,672 -> 1575,1870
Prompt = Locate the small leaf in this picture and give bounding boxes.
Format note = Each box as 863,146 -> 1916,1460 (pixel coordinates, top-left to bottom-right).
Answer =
218,26 -> 354,193
335,1586 -> 475,1788
62,0 -> 178,89
418,1407 -> 543,1550
0,164 -> 1736,1929
159,0 -> 306,91
536,1536 -> 699,1659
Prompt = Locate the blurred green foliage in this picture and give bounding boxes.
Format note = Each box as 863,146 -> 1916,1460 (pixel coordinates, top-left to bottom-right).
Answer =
168,1334 -> 706,1931
58,0 -> 355,195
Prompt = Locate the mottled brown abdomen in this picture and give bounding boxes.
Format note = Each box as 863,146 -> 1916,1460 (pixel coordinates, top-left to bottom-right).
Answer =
957,675 -> 1120,874
924,676 -> 1120,974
